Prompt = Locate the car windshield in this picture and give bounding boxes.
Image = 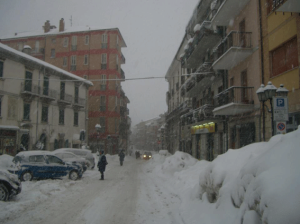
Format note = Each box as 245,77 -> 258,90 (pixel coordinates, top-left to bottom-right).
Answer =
0,1 -> 299,223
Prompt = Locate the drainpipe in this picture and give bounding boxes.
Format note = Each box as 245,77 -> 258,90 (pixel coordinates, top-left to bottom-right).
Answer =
258,0 -> 265,141
36,68 -> 42,147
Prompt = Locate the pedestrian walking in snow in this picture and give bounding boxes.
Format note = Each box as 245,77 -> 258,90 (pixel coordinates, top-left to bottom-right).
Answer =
97,150 -> 108,180
119,149 -> 125,166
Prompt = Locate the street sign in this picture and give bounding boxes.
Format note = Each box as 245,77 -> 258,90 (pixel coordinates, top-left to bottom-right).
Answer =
273,97 -> 288,121
276,121 -> 286,134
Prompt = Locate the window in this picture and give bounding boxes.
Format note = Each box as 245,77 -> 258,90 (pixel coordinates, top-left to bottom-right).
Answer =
71,36 -> 77,51
74,111 -> 78,126
0,97 -> 2,117
41,106 -> 48,123
101,54 -> 107,69
23,103 -> 30,120
85,35 -> 89,45
63,57 -> 67,67
63,37 -> 69,47
271,37 -> 298,78
74,86 -> 79,103
84,55 -> 88,65
60,82 -> 65,100
0,61 -> 3,77
100,96 -> 106,111
116,55 -> 119,70
51,49 -> 55,58
46,155 -> 64,164
43,76 -> 49,96
115,96 -> 118,112
51,38 -> 56,44
100,74 -> 106,90
29,155 -> 45,163
25,71 -> 32,92
102,34 -> 108,48
35,41 -> 39,52
71,55 -> 76,71
100,117 -> 105,133
230,77 -> 234,87
59,108 -> 64,125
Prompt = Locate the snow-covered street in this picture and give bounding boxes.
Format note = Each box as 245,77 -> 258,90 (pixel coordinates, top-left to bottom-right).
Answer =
1,127 -> 300,224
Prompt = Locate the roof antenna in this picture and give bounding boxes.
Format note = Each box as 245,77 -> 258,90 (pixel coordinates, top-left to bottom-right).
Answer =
70,15 -> 72,27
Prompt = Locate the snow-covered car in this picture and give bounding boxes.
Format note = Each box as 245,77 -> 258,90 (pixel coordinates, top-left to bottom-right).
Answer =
53,151 -> 89,172
9,151 -> 83,181
0,170 -> 22,201
142,152 -> 152,160
55,148 -> 95,169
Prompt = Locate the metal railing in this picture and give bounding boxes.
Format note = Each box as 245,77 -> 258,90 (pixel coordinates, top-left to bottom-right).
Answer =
272,0 -> 286,11
41,88 -> 57,99
214,86 -> 254,107
21,82 -> 39,95
121,54 -> 126,64
121,69 -> 125,80
59,92 -> 73,103
74,97 -> 85,106
214,31 -> 252,59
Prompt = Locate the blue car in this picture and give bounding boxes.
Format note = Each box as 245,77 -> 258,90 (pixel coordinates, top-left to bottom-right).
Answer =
9,151 -> 83,181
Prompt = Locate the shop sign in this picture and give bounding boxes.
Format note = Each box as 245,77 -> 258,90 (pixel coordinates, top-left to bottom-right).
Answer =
191,122 -> 215,135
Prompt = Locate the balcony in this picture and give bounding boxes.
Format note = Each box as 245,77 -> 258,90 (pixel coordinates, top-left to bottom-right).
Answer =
73,97 -> 85,109
185,0 -> 213,34
181,21 -> 221,68
212,31 -> 253,70
273,0 -> 300,12
40,88 -> 57,103
57,92 -> 72,106
121,53 -> 125,64
120,106 -> 127,117
211,0 -> 251,26
20,82 -> 39,99
121,69 -> 125,81
185,62 -> 215,97
213,86 -> 254,116
181,104 -> 215,125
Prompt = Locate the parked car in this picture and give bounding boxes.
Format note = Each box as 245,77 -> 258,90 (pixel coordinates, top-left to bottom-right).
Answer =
55,148 -> 95,169
0,170 -> 22,201
9,151 -> 83,181
53,151 -> 89,172
142,152 -> 152,160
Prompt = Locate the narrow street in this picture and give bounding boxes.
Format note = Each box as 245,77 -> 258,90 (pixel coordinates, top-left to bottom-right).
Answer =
2,155 -> 183,224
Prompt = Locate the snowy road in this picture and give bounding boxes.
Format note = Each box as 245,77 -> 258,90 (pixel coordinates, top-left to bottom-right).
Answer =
1,155 -> 183,224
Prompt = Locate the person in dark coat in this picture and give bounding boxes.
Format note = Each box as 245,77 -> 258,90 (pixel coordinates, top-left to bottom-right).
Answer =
119,149 -> 125,166
97,150 -> 108,180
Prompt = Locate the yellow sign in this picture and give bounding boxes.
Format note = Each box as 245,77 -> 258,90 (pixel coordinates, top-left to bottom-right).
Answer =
191,122 -> 215,134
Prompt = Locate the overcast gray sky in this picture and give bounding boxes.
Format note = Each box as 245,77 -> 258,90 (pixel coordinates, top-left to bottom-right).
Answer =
0,0 -> 199,126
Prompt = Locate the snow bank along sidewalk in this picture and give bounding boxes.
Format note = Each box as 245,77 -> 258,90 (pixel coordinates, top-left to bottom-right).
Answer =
143,128 -> 300,224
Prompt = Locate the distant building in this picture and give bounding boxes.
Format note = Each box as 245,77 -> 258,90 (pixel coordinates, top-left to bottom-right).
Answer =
0,43 -> 92,155
0,18 -> 131,153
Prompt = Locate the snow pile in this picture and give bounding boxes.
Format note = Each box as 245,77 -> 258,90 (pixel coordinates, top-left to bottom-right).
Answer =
147,128 -> 300,224
0,154 -> 14,169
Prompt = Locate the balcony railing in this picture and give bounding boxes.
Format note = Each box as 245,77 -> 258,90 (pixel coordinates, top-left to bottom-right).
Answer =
212,31 -> 252,70
121,54 -> 126,64
71,45 -> 77,51
271,0 -> 300,12
121,69 -> 125,81
73,97 -> 85,108
20,82 -> 39,96
58,92 -> 73,105
214,86 -> 254,107
40,88 -> 57,101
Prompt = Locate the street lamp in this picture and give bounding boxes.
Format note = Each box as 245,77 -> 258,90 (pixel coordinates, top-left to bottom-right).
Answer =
95,124 -> 101,151
256,82 -> 288,140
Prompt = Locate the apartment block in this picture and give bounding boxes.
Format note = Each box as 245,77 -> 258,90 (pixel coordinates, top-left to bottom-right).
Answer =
0,43 -> 92,155
0,18 -> 130,153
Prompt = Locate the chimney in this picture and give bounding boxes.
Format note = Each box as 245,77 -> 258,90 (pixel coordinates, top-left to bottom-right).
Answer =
43,20 -> 50,33
59,18 -> 65,32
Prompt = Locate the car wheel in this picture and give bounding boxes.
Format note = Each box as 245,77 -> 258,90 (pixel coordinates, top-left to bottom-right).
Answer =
69,170 -> 79,181
0,183 -> 9,201
21,171 -> 33,181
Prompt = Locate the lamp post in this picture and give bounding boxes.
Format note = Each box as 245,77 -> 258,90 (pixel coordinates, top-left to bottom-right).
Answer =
256,82 -> 288,140
95,124 -> 101,152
